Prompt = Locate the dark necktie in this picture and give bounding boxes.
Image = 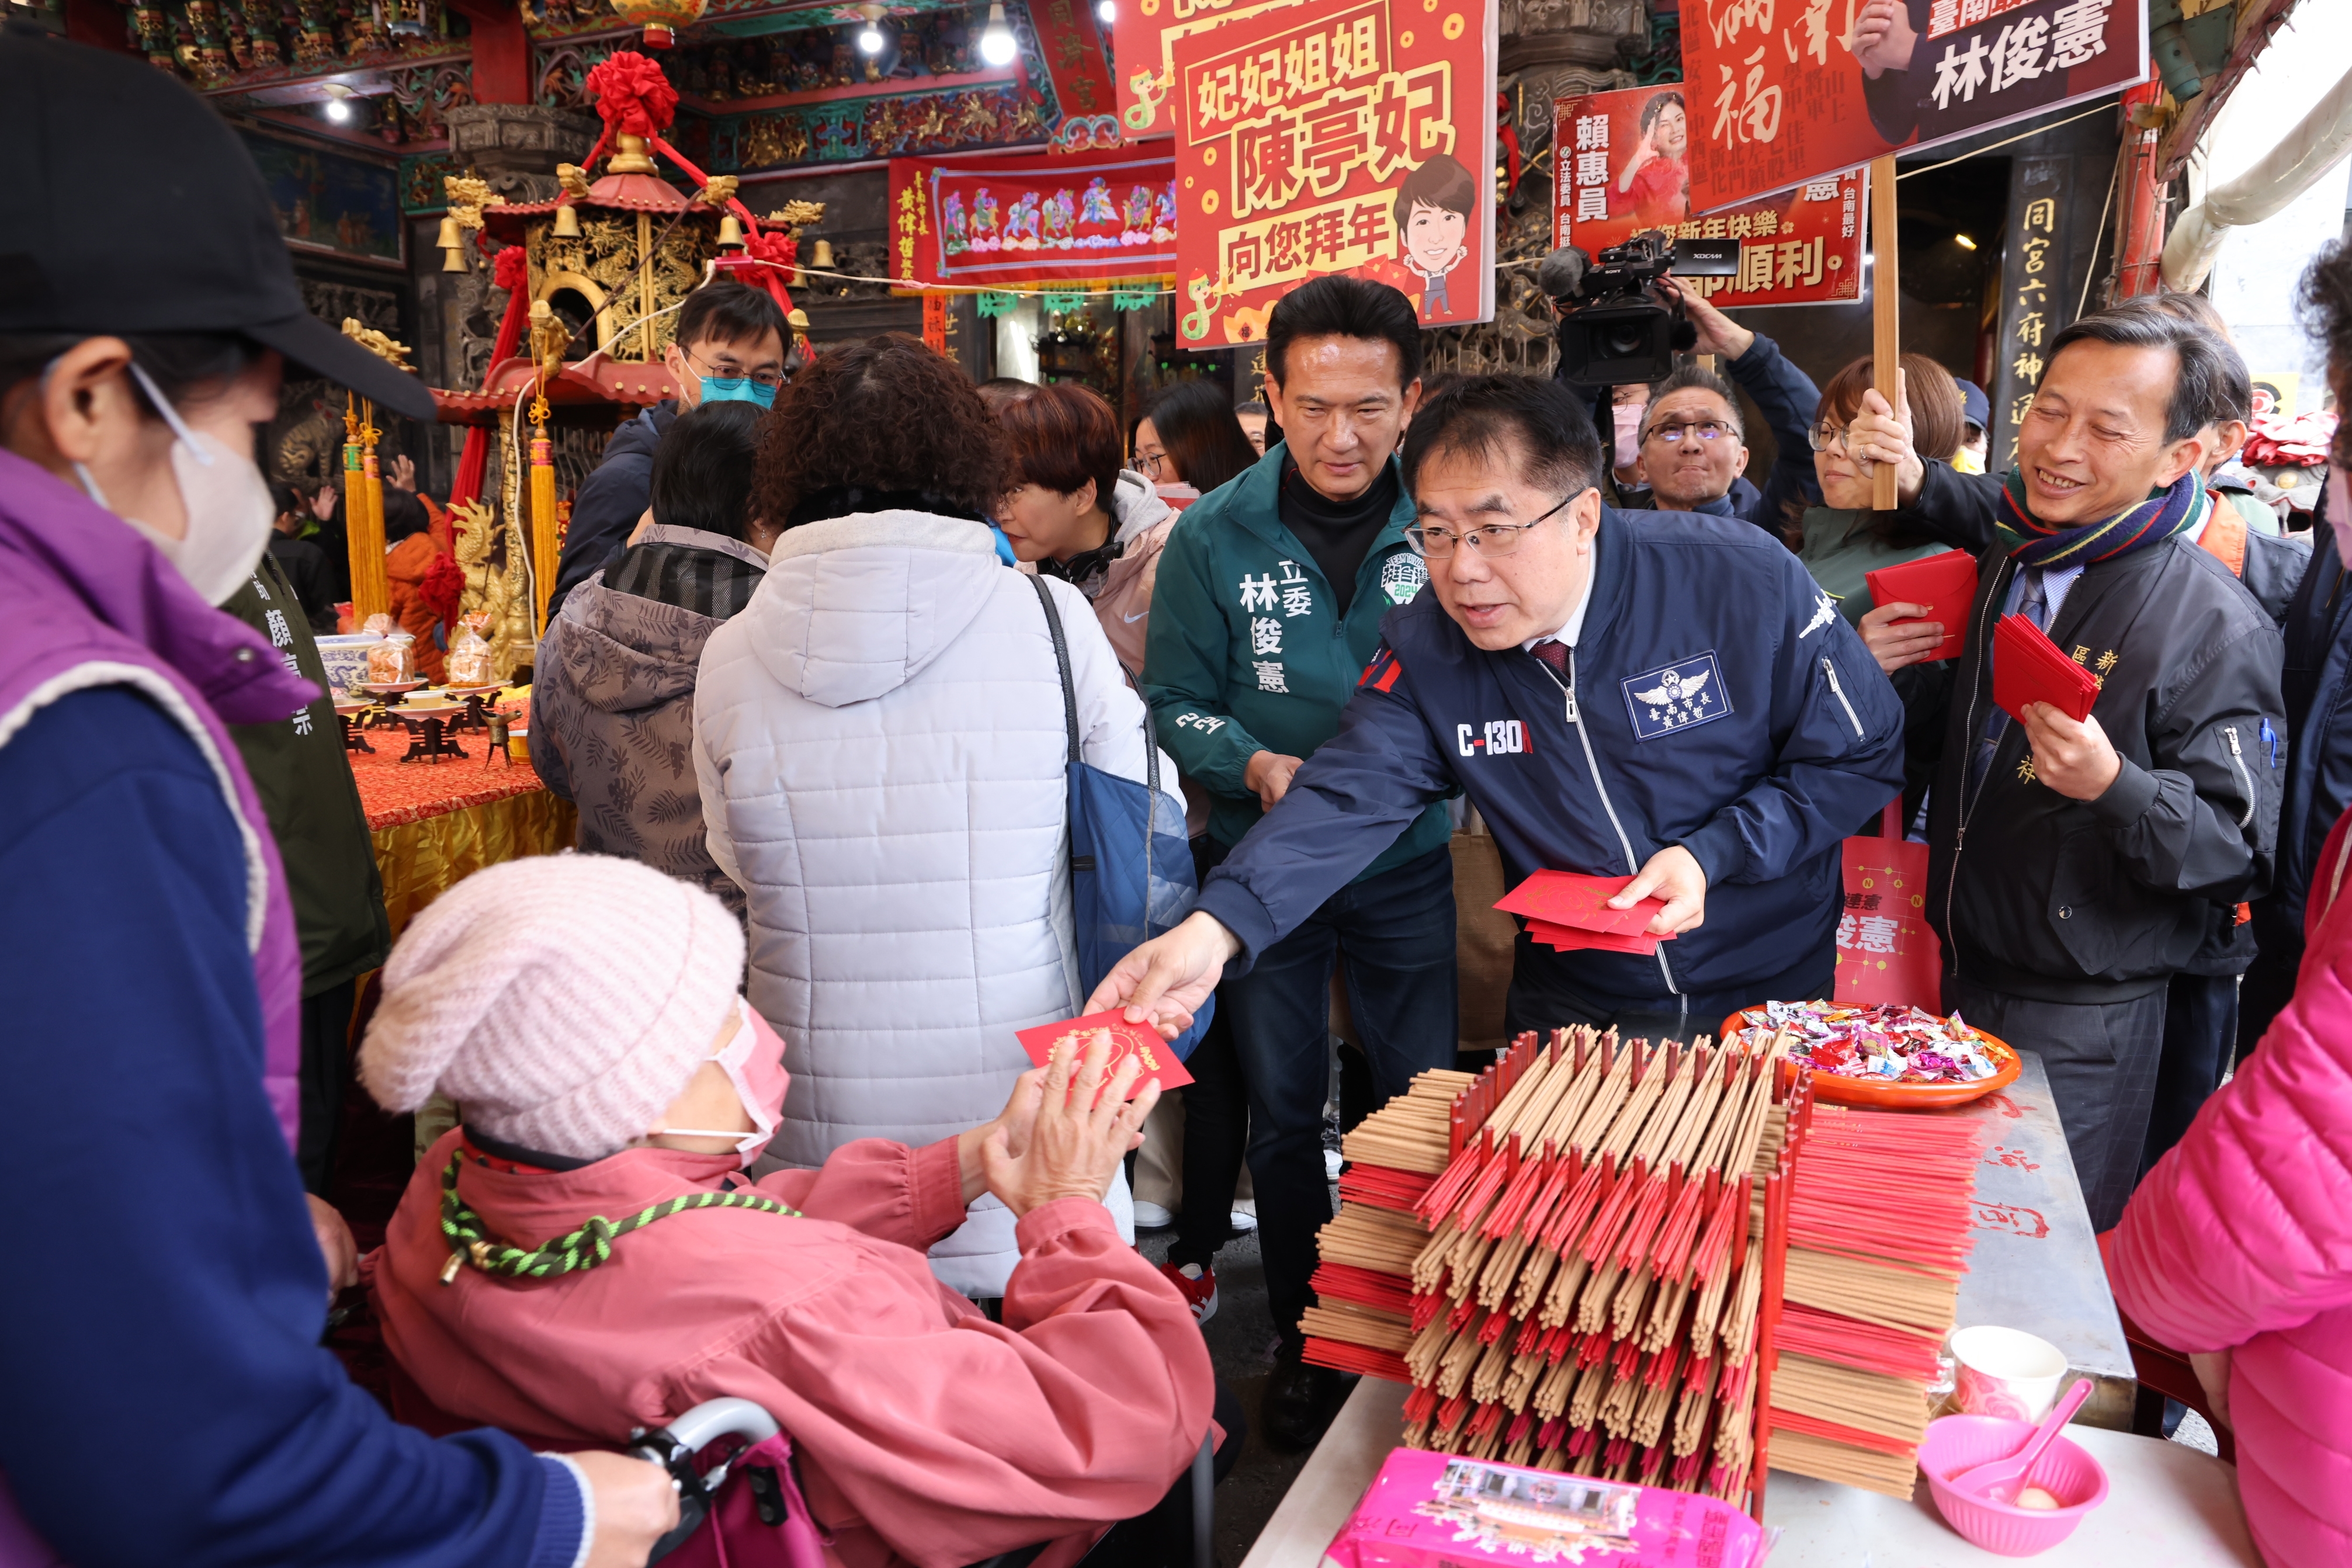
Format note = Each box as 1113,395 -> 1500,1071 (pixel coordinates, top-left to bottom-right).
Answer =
1967,568 -> 2053,799
1531,640 -> 1570,680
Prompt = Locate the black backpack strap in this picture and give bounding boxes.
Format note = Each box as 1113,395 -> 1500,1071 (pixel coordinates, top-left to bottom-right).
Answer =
1027,573 -> 1081,765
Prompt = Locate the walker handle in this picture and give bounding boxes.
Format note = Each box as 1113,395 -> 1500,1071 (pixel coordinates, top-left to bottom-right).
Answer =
629,1398 -> 787,1563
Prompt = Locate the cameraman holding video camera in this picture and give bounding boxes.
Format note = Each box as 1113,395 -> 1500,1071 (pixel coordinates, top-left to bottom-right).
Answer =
1543,240 -> 1823,532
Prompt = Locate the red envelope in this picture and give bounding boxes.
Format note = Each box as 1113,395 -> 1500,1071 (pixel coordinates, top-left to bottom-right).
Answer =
1528,921 -> 1667,955
1496,870 -> 1667,936
1014,1011 -> 1194,1096
1865,550 -> 1978,663
1992,613 -> 2100,724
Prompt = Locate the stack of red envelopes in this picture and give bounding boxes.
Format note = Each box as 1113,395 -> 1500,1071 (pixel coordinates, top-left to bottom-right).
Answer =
1493,869 -> 1674,955
1992,613 -> 2101,725
1864,549 -> 1978,662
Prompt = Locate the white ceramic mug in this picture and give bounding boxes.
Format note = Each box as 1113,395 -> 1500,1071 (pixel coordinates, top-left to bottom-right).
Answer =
1949,1325 -> 2069,1422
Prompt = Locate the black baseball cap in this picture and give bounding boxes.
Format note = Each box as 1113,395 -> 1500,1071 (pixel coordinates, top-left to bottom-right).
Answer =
0,25 -> 435,419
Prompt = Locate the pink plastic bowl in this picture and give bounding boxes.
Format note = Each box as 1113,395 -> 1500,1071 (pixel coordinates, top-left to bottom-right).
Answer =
1919,1414 -> 2110,1557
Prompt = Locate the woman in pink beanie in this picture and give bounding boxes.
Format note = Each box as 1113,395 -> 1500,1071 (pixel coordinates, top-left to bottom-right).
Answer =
360,854 -> 1228,1568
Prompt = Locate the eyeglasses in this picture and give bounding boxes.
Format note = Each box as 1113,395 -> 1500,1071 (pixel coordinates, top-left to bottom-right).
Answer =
1135,448 -> 1169,478
678,343 -> 785,388
1406,491 -> 1580,558
1645,419 -> 1734,445
1806,422 -> 1851,454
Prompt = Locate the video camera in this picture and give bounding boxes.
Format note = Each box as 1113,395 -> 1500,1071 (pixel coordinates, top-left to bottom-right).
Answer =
1539,233 -> 1739,388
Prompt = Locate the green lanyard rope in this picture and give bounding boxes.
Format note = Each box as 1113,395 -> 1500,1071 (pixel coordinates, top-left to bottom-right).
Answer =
437,1151 -> 801,1284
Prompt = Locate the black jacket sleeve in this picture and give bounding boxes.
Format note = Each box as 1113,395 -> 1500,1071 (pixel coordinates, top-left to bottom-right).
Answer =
1906,461 -> 2006,554
550,408 -> 669,611
1725,332 -> 1824,532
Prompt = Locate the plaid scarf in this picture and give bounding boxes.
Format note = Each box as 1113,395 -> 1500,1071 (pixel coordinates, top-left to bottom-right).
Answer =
1996,466 -> 2205,568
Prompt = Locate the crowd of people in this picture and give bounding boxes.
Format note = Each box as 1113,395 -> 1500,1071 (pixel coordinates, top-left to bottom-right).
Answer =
5,31 -> 2352,1568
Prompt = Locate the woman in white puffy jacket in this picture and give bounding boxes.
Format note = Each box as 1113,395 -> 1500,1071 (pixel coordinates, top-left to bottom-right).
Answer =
694,336 -> 1182,1298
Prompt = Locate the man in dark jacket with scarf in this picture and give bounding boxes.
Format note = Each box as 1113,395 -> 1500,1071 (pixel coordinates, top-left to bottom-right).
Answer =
547,280 -> 786,612
1921,306 -> 2284,1233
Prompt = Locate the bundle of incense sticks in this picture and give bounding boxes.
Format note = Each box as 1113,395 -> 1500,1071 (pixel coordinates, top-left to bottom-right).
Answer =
1304,1070 -> 1479,1383
1762,1103 -> 1987,1500
1312,1026 -> 1814,1515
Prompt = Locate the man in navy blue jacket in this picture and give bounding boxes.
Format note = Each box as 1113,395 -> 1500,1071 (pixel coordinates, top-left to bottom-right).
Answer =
1091,374 -> 1905,1042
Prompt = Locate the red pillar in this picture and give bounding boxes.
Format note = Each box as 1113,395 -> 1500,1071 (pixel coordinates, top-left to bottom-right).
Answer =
64,0 -> 137,53
2114,82 -> 2167,299
448,0 -> 530,104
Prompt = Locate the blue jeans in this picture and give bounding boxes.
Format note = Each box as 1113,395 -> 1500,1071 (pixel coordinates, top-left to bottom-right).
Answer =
1220,844 -> 1458,1354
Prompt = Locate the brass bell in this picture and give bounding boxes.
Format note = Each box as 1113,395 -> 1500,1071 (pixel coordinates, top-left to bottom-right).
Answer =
716,212 -> 746,250
551,202 -> 582,239
435,214 -> 462,249
810,238 -> 835,270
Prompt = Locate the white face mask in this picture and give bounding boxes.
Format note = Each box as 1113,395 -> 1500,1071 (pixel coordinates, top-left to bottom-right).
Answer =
2327,462 -> 2352,566
72,361 -> 275,608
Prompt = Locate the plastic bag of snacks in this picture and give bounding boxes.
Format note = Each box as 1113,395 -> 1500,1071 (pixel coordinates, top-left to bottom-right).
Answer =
446,614 -> 495,688
364,630 -> 416,685
1327,1451 -> 1772,1568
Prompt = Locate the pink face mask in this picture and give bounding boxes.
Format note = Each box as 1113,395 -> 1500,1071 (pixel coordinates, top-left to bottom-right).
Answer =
1612,403 -> 1644,472
647,1000 -> 792,1161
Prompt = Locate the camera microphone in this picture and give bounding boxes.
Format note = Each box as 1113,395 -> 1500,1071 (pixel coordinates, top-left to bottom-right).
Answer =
1537,246 -> 1590,301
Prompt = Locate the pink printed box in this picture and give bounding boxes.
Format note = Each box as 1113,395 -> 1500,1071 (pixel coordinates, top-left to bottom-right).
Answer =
1326,1450 -> 1768,1568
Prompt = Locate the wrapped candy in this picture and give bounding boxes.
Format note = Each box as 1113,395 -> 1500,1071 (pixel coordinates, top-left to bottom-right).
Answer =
1732,999 -> 2001,1085
365,632 -> 416,685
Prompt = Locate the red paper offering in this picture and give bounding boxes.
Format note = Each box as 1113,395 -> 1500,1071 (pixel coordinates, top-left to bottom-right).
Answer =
1864,550 -> 1978,663
1014,1012 -> 1194,1096
1992,614 -> 2100,725
1525,921 -> 1666,956
1495,870 -> 1665,936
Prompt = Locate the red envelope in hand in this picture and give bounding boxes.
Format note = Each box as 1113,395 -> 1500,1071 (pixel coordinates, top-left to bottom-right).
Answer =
1014,1011 -> 1194,1097
1992,613 -> 2101,724
1496,870 -> 1666,936
1865,550 -> 1978,663
1527,920 -> 1667,955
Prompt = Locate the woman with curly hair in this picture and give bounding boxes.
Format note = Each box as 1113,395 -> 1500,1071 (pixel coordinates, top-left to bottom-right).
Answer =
693,334 -> 1181,1298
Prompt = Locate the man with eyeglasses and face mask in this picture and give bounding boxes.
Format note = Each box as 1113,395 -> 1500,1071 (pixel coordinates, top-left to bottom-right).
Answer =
1614,282 -> 1823,529
549,279 -> 788,610
1101,374 -> 1903,1126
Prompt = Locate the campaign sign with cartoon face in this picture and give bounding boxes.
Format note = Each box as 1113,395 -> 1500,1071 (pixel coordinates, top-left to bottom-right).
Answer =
1553,86 -> 1865,310
1164,0 -> 1497,346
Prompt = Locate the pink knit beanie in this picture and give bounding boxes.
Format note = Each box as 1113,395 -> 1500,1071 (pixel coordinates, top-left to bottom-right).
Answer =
358,854 -> 746,1160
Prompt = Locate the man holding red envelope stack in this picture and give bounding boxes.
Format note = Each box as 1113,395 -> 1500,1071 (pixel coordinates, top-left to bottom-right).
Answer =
1091,373 -> 1905,1058
1918,306 -> 2285,1233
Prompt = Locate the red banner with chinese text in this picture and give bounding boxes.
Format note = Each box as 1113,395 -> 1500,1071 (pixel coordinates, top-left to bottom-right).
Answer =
1114,0 -> 1301,141
1683,0 -> 2146,211
1168,0 -> 1498,347
1030,0 -> 1122,148
1553,88 -> 1864,308
887,144 -> 1178,292
1834,805 -> 1942,1008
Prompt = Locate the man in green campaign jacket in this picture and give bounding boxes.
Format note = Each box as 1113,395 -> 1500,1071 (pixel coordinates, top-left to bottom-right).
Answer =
1142,276 -> 1456,1451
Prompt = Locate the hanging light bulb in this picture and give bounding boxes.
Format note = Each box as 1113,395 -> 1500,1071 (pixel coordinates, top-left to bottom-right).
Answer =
856,2 -> 885,53
320,83 -> 355,123
979,1 -> 1016,65
1097,0 -> 1113,21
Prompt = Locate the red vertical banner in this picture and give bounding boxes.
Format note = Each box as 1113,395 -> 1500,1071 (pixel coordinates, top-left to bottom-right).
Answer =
1031,0 -> 1123,149
1681,0 -> 2148,210
1834,808 -> 1941,1008
1168,0 -> 1498,348
1553,88 -> 1864,308
923,293 -> 949,352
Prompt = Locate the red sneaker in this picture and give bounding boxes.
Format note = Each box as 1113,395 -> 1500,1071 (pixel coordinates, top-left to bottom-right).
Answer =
1159,1260 -> 1219,1326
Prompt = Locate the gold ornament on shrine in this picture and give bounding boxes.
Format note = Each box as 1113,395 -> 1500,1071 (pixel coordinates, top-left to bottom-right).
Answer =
338,318 -> 412,626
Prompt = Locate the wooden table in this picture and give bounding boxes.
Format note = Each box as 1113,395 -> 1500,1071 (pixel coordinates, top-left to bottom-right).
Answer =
1241,1380 -> 2256,1568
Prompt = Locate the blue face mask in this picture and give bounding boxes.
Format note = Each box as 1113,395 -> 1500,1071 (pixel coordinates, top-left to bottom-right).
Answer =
700,375 -> 776,410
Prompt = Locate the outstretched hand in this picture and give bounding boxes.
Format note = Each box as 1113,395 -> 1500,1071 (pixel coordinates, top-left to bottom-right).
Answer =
980,1032 -> 1158,1217
1080,910 -> 1238,1040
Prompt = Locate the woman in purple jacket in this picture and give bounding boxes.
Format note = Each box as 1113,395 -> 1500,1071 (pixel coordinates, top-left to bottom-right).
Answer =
0,36 -> 671,1568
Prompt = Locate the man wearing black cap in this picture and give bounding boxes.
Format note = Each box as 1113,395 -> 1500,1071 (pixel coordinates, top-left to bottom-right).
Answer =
1954,378 -> 1990,474
0,27 -> 675,1567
